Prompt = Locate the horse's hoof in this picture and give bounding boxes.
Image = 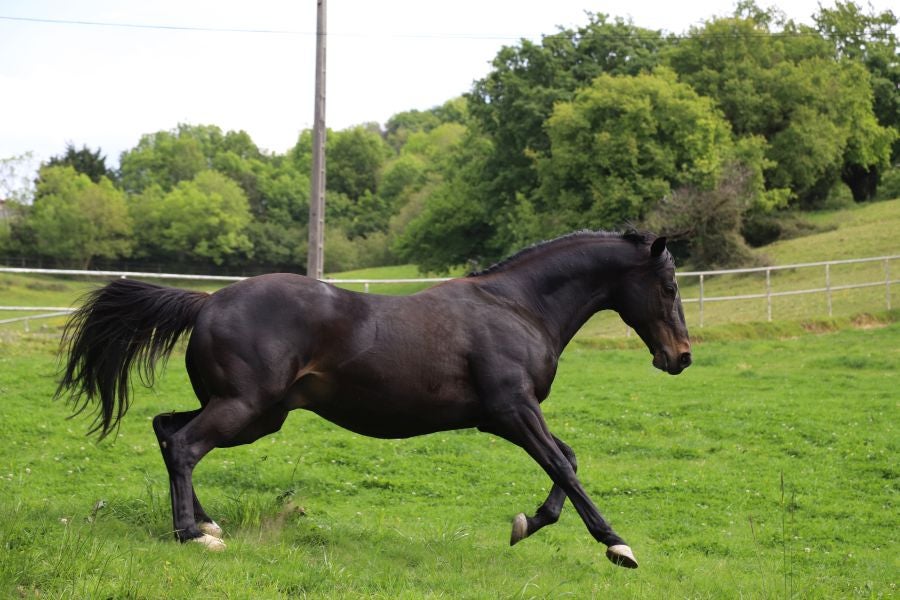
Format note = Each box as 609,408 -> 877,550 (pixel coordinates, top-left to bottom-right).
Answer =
199,521 -> 224,538
605,544 -> 638,569
191,533 -> 226,551
510,513 -> 528,546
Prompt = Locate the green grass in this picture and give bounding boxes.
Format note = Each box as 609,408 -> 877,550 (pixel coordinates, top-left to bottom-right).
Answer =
1,320 -> 897,598
768,199 -> 899,265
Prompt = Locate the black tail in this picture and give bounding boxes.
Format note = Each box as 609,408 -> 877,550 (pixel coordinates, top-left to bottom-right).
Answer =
56,279 -> 209,439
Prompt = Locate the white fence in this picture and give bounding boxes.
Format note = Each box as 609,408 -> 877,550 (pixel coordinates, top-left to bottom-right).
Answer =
677,255 -> 897,327
1,255 -> 898,331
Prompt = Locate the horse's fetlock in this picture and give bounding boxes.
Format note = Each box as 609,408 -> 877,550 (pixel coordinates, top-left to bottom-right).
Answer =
536,506 -> 559,525
175,526 -> 203,543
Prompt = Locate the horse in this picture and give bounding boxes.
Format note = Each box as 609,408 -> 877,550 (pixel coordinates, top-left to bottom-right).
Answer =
56,230 -> 691,569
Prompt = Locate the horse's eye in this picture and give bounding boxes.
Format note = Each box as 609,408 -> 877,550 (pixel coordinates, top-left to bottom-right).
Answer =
663,283 -> 677,297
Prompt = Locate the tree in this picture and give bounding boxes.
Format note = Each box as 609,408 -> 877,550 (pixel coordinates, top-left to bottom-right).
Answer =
644,163 -> 759,269
665,6 -> 895,206
129,171 -> 251,264
294,125 -> 395,241
411,14 -> 670,264
326,126 -> 391,202
28,166 -> 132,268
384,97 -> 469,151
119,124 -> 267,194
394,131 -> 497,272
537,69 -> 741,234
814,1 -> 900,195
119,129 -> 206,194
45,143 -> 113,183
467,14 -> 667,209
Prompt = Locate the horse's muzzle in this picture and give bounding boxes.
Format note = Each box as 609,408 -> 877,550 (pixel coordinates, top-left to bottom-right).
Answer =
653,350 -> 692,375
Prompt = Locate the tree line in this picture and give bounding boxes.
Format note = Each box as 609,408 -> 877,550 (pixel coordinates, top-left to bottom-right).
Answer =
1,1 -> 897,273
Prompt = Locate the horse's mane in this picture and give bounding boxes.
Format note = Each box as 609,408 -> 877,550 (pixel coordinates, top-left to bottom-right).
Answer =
468,229 -> 653,278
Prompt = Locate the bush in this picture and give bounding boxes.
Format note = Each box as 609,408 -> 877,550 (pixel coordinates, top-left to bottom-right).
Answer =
823,181 -> 855,210
876,166 -> 900,201
323,228 -> 360,274
741,211 -> 783,247
644,163 -> 758,269
742,210 -> 834,247
352,232 -> 399,269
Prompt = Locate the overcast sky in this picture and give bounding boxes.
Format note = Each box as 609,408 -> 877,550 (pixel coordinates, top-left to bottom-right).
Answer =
1,0 -> 840,168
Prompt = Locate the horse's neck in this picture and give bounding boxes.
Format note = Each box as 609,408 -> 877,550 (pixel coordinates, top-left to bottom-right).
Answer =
483,239 -> 634,352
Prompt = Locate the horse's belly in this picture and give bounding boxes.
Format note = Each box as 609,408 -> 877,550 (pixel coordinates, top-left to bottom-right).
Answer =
282,372 -> 481,439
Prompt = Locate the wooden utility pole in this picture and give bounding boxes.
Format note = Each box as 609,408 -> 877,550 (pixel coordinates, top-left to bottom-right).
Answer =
307,0 -> 327,279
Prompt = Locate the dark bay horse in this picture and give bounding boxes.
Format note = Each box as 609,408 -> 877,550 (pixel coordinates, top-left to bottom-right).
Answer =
57,230 -> 691,569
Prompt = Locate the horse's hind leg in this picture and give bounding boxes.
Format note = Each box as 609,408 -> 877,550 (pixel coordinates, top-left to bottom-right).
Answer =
160,391 -> 287,550
152,350 -> 225,537
509,435 -> 576,546
153,405 -> 289,547
152,410 -> 222,537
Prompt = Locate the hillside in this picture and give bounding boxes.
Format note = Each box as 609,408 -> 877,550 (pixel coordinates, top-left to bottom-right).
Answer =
765,198 -> 899,264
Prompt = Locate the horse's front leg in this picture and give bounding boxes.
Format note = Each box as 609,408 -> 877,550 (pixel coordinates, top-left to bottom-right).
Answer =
509,434 -> 576,546
483,401 -> 638,569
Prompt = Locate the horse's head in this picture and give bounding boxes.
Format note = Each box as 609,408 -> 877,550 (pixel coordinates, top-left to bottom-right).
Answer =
615,236 -> 692,375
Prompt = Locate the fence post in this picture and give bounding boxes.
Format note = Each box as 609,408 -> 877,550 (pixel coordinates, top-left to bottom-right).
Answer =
698,274 -> 705,328
825,263 -> 832,317
886,259 -> 892,311
364,282 -> 370,294
766,268 -> 772,322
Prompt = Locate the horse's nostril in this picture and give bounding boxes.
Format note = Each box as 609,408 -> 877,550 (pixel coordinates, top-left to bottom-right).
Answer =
680,352 -> 692,368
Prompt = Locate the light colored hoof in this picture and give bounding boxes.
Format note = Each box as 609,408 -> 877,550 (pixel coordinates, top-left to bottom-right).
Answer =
191,533 -> 226,551
510,513 -> 528,546
199,521 -> 224,538
605,544 -> 638,569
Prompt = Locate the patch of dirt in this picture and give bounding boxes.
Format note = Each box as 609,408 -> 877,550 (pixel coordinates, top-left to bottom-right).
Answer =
850,313 -> 889,330
800,320 -> 839,334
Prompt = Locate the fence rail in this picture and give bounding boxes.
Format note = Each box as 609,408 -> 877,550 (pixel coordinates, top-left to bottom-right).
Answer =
676,255 -> 897,326
2,254 -> 898,331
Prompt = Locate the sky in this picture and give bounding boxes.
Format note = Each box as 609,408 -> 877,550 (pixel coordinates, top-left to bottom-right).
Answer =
1,0 -> 837,170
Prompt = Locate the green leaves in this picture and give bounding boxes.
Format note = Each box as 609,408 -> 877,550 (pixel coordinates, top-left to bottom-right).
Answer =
130,171 -> 251,265
666,10 -> 895,206
538,69 -> 735,231
29,166 -> 132,269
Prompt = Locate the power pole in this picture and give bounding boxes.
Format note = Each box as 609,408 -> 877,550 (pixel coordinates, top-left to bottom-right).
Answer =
307,0 -> 327,279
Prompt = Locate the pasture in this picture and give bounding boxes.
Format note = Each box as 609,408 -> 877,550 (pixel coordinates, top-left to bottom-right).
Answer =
1,314 -> 897,598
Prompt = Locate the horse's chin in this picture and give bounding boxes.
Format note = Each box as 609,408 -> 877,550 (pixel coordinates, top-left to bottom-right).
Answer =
653,352 -> 684,375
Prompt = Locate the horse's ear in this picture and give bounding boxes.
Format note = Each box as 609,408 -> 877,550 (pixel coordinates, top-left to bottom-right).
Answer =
650,236 -> 667,258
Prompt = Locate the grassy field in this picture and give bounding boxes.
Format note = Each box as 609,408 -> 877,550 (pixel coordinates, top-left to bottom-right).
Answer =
0,315 -> 897,598
0,199 -> 897,597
